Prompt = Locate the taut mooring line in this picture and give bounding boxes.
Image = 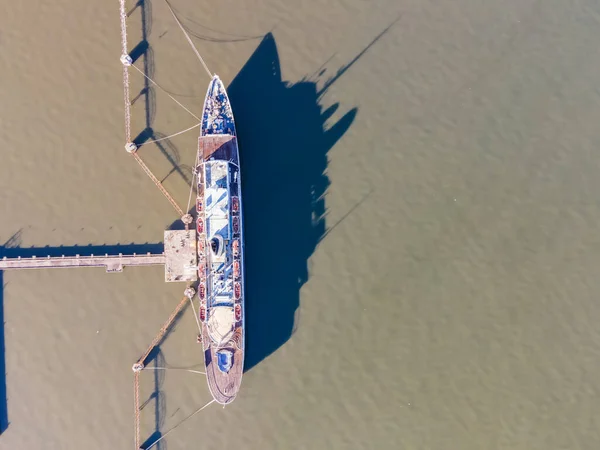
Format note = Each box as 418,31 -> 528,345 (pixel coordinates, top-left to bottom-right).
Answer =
164,0 -> 214,79
145,399 -> 216,449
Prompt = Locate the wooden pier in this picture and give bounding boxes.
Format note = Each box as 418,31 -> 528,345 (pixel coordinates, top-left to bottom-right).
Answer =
0,253 -> 165,273
0,230 -> 198,282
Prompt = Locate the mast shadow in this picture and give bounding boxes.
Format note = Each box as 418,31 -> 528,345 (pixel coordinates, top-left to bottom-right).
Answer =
166,26 -> 399,370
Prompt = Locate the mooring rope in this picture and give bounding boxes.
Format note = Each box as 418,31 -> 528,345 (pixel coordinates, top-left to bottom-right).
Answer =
185,148 -> 200,218
142,367 -> 206,375
145,399 -> 216,450
133,294 -> 190,371
164,0 -> 213,79
137,122 -> 201,148
132,293 -> 192,449
187,294 -> 204,338
131,152 -> 185,216
130,64 -> 201,121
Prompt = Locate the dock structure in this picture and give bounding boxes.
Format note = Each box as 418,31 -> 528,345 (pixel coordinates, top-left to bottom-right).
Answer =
0,230 -> 198,282
0,253 -> 165,273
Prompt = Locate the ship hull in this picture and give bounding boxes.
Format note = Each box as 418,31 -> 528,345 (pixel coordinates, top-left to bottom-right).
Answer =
196,75 -> 245,405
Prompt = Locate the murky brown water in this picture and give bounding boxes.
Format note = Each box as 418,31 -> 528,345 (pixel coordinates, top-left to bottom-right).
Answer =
2,0 -> 600,448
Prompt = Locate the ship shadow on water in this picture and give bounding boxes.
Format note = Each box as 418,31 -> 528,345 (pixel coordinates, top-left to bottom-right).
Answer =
226,33 -> 358,371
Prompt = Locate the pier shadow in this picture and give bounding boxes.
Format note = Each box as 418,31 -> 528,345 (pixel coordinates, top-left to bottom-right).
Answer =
0,233 -> 173,443
139,349 -> 167,450
0,232 -> 168,436
0,243 -> 164,259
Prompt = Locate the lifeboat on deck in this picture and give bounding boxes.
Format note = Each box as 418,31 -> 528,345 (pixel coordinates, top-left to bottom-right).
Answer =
199,282 -> 206,300
232,217 -> 239,234
234,282 -> 241,299
198,262 -> 206,279
233,260 -> 240,278
199,305 -> 206,322
232,239 -> 239,256
234,304 -> 242,321
232,196 -> 239,213
196,197 -> 204,212
198,238 -> 205,255
197,217 -> 204,234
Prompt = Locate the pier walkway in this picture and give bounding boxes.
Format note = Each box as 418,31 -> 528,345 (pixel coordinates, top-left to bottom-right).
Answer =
0,253 -> 166,273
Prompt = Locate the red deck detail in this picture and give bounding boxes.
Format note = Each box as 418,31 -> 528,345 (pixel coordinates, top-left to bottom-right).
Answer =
199,135 -> 238,162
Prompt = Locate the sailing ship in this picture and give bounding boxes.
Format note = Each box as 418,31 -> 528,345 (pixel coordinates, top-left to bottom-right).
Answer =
196,75 -> 245,405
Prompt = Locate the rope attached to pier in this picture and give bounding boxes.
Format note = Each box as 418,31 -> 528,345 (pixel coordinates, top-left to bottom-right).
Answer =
142,367 -> 206,375
132,293 -> 192,449
132,152 -> 185,216
137,122 -> 201,148
134,294 -> 190,368
185,147 -> 201,221
164,0 -> 213,79
187,293 -> 204,340
130,64 -> 201,121
119,0 -> 201,222
145,399 -> 216,450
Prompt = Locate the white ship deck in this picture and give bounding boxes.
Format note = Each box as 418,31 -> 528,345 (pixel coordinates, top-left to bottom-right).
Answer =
197,75 -> 244,404
203,160 -> 235,345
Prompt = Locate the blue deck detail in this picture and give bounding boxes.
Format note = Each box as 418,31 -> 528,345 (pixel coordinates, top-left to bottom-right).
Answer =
202,76 -> 236,136
216,349 -> 233,373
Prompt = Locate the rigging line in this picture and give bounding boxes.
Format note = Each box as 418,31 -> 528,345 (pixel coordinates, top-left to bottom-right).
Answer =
185,150 -> 198,216
130,64 -> 201,121
138,122 -> 201,147
187,295 -> 203,338
143,367 -> 206,375
145,399 -> 216,450
163,0 -> 213,79
186,169 -> 197,213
